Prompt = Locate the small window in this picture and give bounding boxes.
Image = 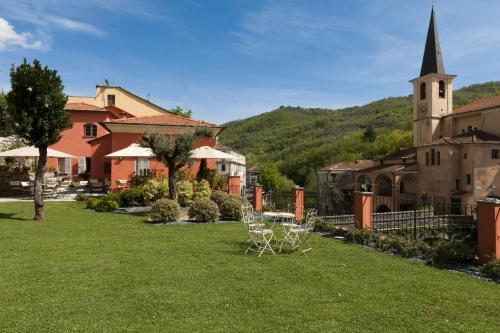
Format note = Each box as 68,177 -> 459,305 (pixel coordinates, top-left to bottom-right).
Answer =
107,94 -> 115,106
492,149 -> 499,160
425,152 -> 429,165
464,153 -> 467,160
221,164 -> 226,172
104,162 -> 111,173
330,174 -> 337,183
135,158 -> 149,176
85,157 -> 92,173
431,149 -> 435,165
439,80 -> 446,98
455,179 -> 460,190
467,126 -> 473,133
436,151 -> 441,165
466,174 -> 471,185
83,123 -> 97,137
420,82 -> 426,100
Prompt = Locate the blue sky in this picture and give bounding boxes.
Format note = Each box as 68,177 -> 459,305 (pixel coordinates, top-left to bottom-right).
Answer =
1,0 -> 500,124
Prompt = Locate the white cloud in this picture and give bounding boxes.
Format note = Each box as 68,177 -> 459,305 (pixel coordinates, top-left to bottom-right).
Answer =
0,17 -> 42,50
47,15 -> 105,36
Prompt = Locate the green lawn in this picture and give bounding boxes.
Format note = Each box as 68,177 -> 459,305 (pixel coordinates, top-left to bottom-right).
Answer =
0,202 -> 498,333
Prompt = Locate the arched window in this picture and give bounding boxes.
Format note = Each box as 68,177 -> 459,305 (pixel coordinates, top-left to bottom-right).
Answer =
439,80 -> 446,98
83,123 -> 97,137
420,82 -> 426,100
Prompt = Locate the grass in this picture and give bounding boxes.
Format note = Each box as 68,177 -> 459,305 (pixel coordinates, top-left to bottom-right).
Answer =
0,202 -> 499,333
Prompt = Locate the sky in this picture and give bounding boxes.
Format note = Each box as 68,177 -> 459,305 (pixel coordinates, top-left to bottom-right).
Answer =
1,0 -> 500,124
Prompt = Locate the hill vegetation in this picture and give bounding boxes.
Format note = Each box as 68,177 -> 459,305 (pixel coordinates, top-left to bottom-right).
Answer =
219,81 -> 500,189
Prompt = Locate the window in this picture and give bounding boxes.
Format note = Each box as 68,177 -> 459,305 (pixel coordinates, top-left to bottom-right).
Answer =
436,151 -> 441,165
221,164 -> 226,172
107,94 -> 115,106
135,158 -> 149,176
420,82 -> 426,100
492,149 -> 499,159
83,123 -> 97,137
439,80 -> 446,98
85,157 -> 92,173
425,152 -> 429,165
467,126 -> 473,133
455,179 -> 460,190
466,174 -> 471,185
431,149 -> 435,165
104,162 -> 111,173
330,173 -> 337,183
464,153 -> 467,160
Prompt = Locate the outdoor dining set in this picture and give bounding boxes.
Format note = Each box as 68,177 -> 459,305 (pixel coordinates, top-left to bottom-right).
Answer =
241,203 -> 316,257
8,177 -> 116,198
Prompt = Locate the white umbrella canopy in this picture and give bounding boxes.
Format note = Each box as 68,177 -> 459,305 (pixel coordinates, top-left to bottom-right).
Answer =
0,146 -> 76,158
189,146 -> 236,160
105,143 -> 155,158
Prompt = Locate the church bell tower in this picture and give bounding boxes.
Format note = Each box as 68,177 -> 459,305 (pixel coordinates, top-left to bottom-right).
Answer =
410,8 -> 455,147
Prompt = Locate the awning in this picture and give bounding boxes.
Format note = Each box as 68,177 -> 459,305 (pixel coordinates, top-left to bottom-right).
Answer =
0,146 -> 76,158
105,143 -> 155,158
189,146 -> 236,160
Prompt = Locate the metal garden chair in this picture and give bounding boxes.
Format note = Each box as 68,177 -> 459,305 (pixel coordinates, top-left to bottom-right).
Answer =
279,209 -> 317,254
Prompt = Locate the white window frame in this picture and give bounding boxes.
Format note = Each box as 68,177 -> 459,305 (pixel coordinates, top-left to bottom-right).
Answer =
78,158 -> 86,174
135,158 -> 149,176
84,123 -> 97,137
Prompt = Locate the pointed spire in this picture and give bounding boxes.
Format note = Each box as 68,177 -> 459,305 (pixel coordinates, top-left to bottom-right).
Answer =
420,8 -> 445,77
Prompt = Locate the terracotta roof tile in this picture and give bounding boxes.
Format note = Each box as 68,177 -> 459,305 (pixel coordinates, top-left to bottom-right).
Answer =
319,160 -> 374,172
380,147 -> 417,160
65,103 -> 107,111
422,130 -> 500,146
105,113 -> 219,127
453,95 -> 500,115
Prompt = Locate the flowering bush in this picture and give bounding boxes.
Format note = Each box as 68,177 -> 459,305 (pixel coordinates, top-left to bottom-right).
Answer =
177,180 -> 194,207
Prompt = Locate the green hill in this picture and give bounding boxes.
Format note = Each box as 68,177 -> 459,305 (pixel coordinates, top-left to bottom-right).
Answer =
219,81 -> 500,189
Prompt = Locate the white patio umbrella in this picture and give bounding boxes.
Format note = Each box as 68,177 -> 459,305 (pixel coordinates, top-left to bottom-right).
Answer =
0,146 -> 76,158
105,143 -> 155,158
189,146 -> 236,160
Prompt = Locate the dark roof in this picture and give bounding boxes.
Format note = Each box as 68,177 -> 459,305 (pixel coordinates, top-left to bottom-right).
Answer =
420,8 -> 445,77
451,95 -> 500,115
380,147 -> 417,161
248,165 -> 260,173
422,130 -> 500,147
319,160 -> 374,172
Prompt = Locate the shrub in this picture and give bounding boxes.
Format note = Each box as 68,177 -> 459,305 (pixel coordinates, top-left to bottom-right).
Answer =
313,218 -> 336,233
119,187 -> 145,207
188,198 -> 219,223
85,197 -> 100,210
177,180 -> 194,207
142,178 -> 169,205
219,195 -> 248,221
100,193 -> 122,207
75,193 -> 90,202
425,238 -> 476,266
150,198 -> 181,222
95,198 -> 120,212
210,190 -> 230,207
480,260 -> 500,282
192,179 -> 212,201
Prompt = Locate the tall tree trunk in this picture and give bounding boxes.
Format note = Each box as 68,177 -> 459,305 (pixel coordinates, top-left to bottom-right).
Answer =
168,161 -> 177,200
34,145 -> 47,221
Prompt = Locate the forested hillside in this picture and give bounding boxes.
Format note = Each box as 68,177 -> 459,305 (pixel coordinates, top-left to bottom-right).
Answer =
220,81 -> 500,189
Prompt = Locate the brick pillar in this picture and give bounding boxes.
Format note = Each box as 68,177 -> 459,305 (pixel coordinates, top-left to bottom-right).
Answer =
292,186 -> 304,221
252,184 -> 263,212
227,176 -> 241,196
354,192 -> 372,230
477,199 -> 500,263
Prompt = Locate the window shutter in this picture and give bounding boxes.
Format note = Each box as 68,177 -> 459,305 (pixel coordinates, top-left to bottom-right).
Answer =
65,158 -> 72,174
78,158 -> 86,174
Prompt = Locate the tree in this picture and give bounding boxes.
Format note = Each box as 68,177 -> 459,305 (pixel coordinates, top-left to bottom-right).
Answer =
169,106 -> 192,119
0,93 -> 7,136
258,162 -> 282,191
363,123 -> 376,142
196,158 -> 210,181
142,128 -> 212,200
6,59 -> 71,220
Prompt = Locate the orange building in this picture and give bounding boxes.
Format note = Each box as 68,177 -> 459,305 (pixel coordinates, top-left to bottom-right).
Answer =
46,85 -> 223,190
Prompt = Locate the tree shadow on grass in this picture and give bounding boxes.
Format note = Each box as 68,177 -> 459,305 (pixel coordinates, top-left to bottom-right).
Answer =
0,212 -> 31,221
